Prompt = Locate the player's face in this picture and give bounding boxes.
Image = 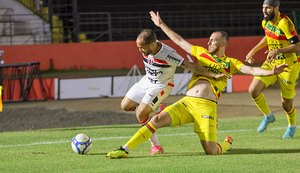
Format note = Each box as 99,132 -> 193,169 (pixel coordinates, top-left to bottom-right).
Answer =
207,32 -> 223,54
262,4 -> 276,21
136,40 -> 154,56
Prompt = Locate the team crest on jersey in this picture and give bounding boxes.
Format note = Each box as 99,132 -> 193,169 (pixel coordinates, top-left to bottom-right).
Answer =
200,53 -> 230,74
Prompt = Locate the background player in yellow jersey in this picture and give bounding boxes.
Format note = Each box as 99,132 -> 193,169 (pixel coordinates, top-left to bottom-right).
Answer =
106,11 -> 288,158
245,0 -> 300,139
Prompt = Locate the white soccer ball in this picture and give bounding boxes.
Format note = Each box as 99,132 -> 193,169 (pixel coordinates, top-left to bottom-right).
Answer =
71,133 -> 92,154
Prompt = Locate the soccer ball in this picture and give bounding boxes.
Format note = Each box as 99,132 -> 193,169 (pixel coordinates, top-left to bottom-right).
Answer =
71,133 -> 92,154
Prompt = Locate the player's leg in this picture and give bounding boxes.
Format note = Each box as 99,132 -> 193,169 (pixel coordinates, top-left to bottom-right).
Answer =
281,97 -> 297,139
121,79 -> 145,112
119,77 -> 166,154
107,98 -> 191,158
135,102 -> 165,154
106,111 -> 172,158
249,76 -> 276,132
150,102 -> 168,154
191,97 -> 232,155
135,103 -> 153,124
121,96 -> 139,111
279,65 -> 299,139
137,84 -> 173,154
201,137 -> 233,155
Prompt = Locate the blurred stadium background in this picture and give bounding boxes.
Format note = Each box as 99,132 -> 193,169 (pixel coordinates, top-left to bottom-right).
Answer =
0,0 -> 299,44
0,0 -> 299,102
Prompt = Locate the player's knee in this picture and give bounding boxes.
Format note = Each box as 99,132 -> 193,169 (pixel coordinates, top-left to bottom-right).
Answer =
248,86 -> 257,98
201,140 -> 220,155
138,116 -> 150,125
151,113 -> 171,128
123,106 -> 136,112
203,145 -> 219,155
136,112 -> 150,125
249,88 -> 262,99
120,102 -> 136,111
281,100 -> 293,112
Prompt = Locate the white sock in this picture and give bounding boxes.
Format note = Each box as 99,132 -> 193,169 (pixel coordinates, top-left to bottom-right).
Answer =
149,133 -> 160,146
122,145 -> 129,152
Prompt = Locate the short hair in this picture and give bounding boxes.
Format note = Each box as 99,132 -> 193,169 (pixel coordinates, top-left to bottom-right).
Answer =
214,31 -> 229,43
263,0 -> 280,7
137,29 -> 157,45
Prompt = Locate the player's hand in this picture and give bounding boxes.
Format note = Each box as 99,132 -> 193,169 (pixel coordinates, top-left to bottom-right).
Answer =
214,73 -> 230,80
245,51 -> 255,64
272,64 -> 288,75
265,49 -> 279,62
149,11 -> 163,27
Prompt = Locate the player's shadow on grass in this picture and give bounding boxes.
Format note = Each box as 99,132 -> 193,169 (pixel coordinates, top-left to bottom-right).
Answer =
91,148 -> 300,158
228,148 -> 300,155
127,152 -> 205,159
90,152 -> 205,159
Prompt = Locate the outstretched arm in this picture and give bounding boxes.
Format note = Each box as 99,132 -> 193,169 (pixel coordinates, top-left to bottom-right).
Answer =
245,36 -> 268,64
239,64 -> 288,76
150,11 -> 193,54
181,61 -> 229,80
265,42 -> 300,61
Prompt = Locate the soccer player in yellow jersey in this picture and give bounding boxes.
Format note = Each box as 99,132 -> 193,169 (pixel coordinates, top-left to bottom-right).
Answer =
246,0 -> 300,139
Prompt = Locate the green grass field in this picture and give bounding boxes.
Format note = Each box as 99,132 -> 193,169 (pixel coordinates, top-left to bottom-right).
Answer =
0,115 -> 300,173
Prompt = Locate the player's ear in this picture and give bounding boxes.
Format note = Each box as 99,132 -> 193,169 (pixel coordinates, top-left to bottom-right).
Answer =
221,40 -> 227,47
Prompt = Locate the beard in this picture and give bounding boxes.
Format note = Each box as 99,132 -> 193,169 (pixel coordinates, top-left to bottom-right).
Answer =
264,10 -> 275,21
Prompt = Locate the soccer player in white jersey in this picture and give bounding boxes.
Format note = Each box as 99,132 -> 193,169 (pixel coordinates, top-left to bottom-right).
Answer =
121,29 -> 227,155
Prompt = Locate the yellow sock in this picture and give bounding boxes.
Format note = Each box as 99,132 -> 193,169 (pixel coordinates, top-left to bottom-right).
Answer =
217,141 -> 231,154
125,122 -> 156,150
253,94 -> 271,115
286,107 -> 296,126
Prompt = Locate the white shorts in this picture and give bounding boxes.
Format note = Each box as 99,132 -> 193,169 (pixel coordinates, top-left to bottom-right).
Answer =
125,76 -> 174,110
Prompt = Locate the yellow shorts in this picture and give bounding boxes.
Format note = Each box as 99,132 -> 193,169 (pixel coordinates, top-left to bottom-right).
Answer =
164,96 -> 218,141
255,61 -> 300,99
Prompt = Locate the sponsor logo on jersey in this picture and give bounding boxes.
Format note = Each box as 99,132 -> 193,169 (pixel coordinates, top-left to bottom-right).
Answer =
146,66 -> 163,76
166,54 -> 182,64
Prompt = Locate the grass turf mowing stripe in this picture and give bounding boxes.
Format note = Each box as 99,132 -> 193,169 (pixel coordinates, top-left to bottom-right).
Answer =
0,126 -> 287,148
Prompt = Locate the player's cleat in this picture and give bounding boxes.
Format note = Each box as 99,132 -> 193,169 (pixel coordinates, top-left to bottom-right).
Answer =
257,113 -> 275,133
282,126 -> 297,139
106,147 -> 128,159
154,103 -> 167,115
224,136 -> 233,151
150,145 -> 164,155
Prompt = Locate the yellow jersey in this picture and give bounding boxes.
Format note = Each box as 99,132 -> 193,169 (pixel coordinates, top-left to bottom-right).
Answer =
262,12 -> 299,65
190,46 -> 244,99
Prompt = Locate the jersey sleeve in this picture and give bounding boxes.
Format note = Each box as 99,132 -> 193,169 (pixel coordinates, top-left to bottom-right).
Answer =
230,58 -> 245,74
154,47 -> 185,67
279,17 -> 299,43
262,20 -> 266,28
165,50 -> 185,67
191,46 -> 207,58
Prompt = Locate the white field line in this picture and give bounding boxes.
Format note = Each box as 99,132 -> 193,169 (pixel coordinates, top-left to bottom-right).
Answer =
0,127 -> 286,148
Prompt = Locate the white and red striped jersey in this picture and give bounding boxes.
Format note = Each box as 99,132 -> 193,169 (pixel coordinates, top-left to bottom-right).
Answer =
143,42 -> 184,83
